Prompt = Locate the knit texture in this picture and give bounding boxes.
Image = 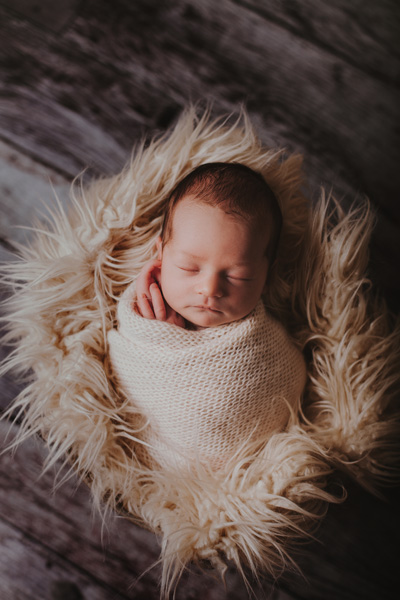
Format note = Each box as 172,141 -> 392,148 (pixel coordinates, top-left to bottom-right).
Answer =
108,285 -> 306,470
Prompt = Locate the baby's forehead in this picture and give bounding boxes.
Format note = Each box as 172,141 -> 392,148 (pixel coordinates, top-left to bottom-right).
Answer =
172,195 -> 270,237
169,198 -> 270,259
173,194 -> 255,226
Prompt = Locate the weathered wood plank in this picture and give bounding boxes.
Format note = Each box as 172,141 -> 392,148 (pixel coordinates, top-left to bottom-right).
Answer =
2,412 -> 399,600
0,2 -> 399,596
234,0 -> 400,85
1,423 -> 399,600
1,0 -> 399,204
0,421 -> 283,599
1,0 -> 80,33
1,0 -> 399,309
1,0 -> 399,308
0,422 -> 160,599
282,480 -> 400,600
0,519 -> 132,600
0,140 -> 70,249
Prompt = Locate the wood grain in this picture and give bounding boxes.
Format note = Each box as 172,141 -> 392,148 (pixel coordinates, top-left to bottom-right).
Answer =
0,421 -> 280,599
1,1 -> 400,598
234,0 -> 400,85
1,0 -> 398,200
0,519 -> 129,600
1,0 -> 398,306
283,479 -> 400,600
1,0 -> 80,33
0,140 -> 69,249
0,422 -> 159,600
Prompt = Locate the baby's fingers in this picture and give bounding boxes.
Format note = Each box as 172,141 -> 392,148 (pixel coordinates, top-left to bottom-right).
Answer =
149,283 -> 167,321
137,293 -> 155,319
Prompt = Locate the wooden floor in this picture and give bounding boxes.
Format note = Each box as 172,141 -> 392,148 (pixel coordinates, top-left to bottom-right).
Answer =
1,1 -> 399,598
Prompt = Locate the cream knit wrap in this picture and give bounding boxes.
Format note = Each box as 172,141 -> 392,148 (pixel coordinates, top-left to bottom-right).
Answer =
108,282 -> 307,470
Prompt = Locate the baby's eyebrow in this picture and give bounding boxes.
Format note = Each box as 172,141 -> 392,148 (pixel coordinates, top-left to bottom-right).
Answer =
178,250 -> 252,268
180,250 -> 201,258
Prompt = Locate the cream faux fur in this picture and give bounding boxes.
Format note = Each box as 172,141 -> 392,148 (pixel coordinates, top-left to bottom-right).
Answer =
108,286 -> 306,470
1,107 -> 399,597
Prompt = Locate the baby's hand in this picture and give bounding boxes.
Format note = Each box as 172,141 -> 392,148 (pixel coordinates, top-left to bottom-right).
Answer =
135,259 -> 186,328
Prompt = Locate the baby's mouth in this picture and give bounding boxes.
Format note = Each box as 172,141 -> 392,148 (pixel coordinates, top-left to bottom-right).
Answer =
194,305 -> 221,313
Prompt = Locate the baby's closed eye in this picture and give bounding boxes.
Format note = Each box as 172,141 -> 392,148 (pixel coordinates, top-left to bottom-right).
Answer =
177,264 -> 254,282
177,265 -> 199,273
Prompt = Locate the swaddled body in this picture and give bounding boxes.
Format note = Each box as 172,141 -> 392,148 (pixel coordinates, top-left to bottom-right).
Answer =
108,284 -> 306,469
109,163 -> 307,469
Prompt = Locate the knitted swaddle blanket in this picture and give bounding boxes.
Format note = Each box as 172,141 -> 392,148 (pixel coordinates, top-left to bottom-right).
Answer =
108,282 -> 307,470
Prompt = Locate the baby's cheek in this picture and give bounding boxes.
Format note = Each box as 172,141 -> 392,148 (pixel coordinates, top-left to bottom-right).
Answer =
237,286 -> 262,312
163,280 -> 183,311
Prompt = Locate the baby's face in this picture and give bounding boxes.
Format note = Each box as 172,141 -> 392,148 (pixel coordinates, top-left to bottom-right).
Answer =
157,196 -> 270,328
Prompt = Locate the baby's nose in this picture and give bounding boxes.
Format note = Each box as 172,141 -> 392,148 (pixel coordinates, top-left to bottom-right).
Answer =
197,273 -> 223,298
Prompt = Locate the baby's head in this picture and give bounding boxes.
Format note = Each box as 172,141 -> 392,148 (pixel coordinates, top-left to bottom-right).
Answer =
157,163 -> 282,328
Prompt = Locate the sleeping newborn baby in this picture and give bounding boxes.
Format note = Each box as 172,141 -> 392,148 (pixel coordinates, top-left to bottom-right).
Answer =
108,163 -> 306,470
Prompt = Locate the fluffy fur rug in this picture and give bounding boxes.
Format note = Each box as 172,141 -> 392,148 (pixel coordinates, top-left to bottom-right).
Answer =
1,107 -> 399,597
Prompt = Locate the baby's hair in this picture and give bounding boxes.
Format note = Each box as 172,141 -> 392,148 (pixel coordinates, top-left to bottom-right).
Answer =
161,162 -> 282,263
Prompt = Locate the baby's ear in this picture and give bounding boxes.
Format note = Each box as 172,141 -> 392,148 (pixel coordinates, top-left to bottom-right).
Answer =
155,236 -> 163,260
262,259 -> 272,292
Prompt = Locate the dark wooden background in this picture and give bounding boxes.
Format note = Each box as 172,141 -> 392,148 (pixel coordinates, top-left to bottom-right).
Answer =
1,1 -> 399,599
